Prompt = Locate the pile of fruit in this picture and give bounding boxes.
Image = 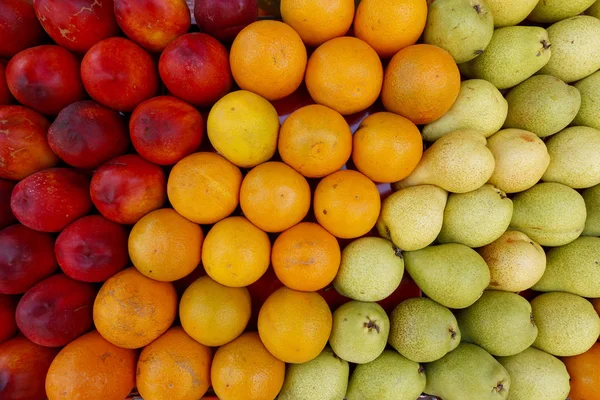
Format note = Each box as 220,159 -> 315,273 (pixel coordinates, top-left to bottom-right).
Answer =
2,0 -> 600,399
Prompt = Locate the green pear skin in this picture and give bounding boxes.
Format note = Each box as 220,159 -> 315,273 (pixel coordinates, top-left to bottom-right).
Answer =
393,129 -> 495,194
424,343 -> 510,400
277,346 -> 349,400
458,26 -> 551,90
388,297 -> 460,363
422,79 -> 508,141
333,237 -> 404,302
587,0 -> 600,17
487,129 -> 550,194
329,301 -> 389,364
456,291 -> 538,357
510,182 -> 587,247
531,292 -> 600,357
497,347 -> 570,400
528,0 -> 596,23
346,350 -> 426,400
532,237 -> 600,298
573,71 -> 600,130
404,243 -> 490,309
583,183 -> 600,236
478,230 -> 546,293
543,126 -> 600,189
503,75 -> 581,138
539,16 -> 600,83
377,185 -> 448,252
423,0 -> 494,63
438,184 -> 513,248
485,0 -> 538,27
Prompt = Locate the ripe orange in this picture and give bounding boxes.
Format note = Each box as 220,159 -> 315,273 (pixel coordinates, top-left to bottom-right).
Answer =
93,267 -> 178,349
258,287 -> 332,363
230,20 -> 307,101
179,275 -> 251,347
46,331 -> 137,400
382,44 -> 461,125
137,326 -> 212,400
305,37 -> 383,115
211,332 -> 285,400
240,161 -> 311,233
272,222 -> 341,292
129,208 -> 203,282
202,216 -> 271,287
354,0 -> 428,58
313,169 -> 381,239
352,112 -> 423,183
278,104 -> 353,178
280,0 -> 355,47
562,342 -> 600,400
168,152 -> 243,224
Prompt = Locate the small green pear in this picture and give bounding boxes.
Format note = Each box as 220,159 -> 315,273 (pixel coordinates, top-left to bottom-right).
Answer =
277,346 -> 349,400
496,347 -> 571,400
532,292 -> 600,357
377,185 -> 448,252
539,16 -> 600,83
573,71 -> 600,130
583,183 -> 600,236
528,0 -> 596,23
485,0 -> 538,27
346,350 -> 426,400
458,26 -> 551,90
388,297 -> 460,363
587,0 -> 600,17
422,79 -> 508,141
487,129 -> 550,194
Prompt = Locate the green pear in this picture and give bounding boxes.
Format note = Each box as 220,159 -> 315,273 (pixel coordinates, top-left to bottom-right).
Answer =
329,301 -> 389,364
587,0 -> 600,17
496,348 -> 570,400
422,79 -> 508,141
583,183 -> 600,236
485,0 -> 539,27
487,129 -> 550,193
424,343 -> 510,400
346,350 -> 426,400
478,230 -> 546,293
510,182 -> 587,247
423,0 -> 494,64
388,297 -> 460,363
532,292 -> 600,356
404,244 -> 490,309
503,75 -> 581,138
573,71 -> 600,130
458,26 -> 551,90
377,185 -> 448,252
456,291 -> 538,357
438,184 -> 513,248
393,129 -> 495,194
532,237 -> 600,297
528,0 -> 596,23
539,16 -> 600,83
277,346 -> 349,400
543,126 -> 600,189
333,237 -> 404,302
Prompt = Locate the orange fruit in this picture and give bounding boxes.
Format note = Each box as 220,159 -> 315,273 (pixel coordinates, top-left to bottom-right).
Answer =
313,169 -> 381,239
354,0 -> 428,58
230,20 -> 307,101
202,216 -> 271,287
381,44 -> 461,125
137,326 -> 212,400
272,222 -> 341,292
258,287 -> 332,363
562,342 -> 600,400
352,112 -> 423,183
129,208 -> 203,282
278,104 -> 353,178
240,161 -> 311,233
211,332 -> 285,400
280,0 -> 355,47
168,152 -> 243,224
46,331 -> 137,400
93,267 -> 178,349
305,37 -> 383,115
179,275 -> 251,346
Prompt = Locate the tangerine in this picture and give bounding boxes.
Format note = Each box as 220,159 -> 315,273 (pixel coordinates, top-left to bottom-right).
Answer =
562,342 -> 600,400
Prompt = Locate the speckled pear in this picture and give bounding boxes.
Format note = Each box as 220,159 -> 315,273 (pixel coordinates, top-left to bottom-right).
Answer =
583,183 -> 600,236
485,0 -> 538,27
573,71 -> 600,130
528,0 -> 596,23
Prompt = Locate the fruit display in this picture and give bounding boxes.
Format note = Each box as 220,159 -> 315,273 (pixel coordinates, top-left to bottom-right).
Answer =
2,0 -> 600,399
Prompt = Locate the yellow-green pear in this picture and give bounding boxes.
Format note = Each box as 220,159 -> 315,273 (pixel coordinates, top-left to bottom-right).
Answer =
587,0 -> 600,17
528,0 -> 596,23
486,0 -> 539,27
573,71 -> 600,130
583,183 -> 600,236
